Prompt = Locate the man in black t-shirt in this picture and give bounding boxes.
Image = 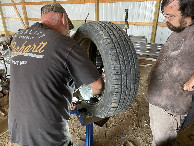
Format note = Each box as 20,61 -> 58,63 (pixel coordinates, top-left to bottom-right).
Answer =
9,3 -> 104,146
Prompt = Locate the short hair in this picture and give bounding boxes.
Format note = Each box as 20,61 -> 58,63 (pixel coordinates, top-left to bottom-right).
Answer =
41,12 -> 63,26
161,0 -> 194,18
161,0 -> 171,13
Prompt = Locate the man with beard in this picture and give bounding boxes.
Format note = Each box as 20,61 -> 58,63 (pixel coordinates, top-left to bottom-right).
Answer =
146,0 -> 194,145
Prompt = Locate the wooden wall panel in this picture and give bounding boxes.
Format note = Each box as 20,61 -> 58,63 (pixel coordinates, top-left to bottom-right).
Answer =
95,0 -> 99,21
0,2 -> 9,36
1,0 -> 156,6
0,0 -> 166,43
150,0 -> 161,43
21,0 -> 29,28
3,17 -> 167,27
11,0 -> 26,28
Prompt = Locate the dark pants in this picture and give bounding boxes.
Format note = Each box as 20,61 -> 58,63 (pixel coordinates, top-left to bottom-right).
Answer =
182,96 -> 194,128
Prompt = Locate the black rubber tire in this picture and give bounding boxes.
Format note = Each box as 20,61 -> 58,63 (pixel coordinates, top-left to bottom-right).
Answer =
74,21 -> 139,118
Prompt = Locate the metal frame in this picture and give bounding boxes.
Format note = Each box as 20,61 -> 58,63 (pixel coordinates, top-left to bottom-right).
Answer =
70,110 -> 93,146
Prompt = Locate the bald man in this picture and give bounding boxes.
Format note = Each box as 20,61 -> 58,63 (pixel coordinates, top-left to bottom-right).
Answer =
9,3 -> 103,146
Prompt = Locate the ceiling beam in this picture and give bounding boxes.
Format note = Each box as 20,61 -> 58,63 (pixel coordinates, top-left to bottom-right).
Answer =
11,0 -> 26,28
3,16 -> 167,27
0,2 -> 9,36
95,0 -> 99,21
1,0 -> 157,6
20,0 -> 29,28
0,31 -> 15,35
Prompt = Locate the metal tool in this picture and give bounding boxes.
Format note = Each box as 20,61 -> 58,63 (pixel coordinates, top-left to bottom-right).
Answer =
124,9 -> 129,33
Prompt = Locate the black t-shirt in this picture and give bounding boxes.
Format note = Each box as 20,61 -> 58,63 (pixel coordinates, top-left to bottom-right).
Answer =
8,22 -> 100,145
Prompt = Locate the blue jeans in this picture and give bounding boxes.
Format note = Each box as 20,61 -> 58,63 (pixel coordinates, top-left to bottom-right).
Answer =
182,96 -> 194,128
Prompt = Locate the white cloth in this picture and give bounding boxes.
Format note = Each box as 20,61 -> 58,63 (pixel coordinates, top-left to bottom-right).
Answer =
149,104 -> 187,146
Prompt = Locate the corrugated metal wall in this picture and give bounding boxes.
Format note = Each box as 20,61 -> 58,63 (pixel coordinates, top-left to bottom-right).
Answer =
0,0 -> 172,44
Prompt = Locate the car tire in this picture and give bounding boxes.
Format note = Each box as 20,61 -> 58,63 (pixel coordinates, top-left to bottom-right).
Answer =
74,21 -> 139,118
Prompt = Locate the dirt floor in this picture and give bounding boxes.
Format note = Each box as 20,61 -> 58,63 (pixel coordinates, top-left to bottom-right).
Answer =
0,55 -> 155,146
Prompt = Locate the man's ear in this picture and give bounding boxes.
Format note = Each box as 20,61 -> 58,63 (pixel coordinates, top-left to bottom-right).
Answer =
62,13 -> 68,27
62,13 -> 69,35
61,13 -> 65,25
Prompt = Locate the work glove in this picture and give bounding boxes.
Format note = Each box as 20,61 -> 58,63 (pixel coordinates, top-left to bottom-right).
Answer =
78,84 -> 93,101
78,84 -> 104,104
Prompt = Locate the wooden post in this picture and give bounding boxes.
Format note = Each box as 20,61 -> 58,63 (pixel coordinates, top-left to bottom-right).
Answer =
150,0 -> 161,43
95,0 -> 99,21
52,0 -> 56,3
11,0 -> 26,28
20,0 -> 29,28
0,2 -> 9,36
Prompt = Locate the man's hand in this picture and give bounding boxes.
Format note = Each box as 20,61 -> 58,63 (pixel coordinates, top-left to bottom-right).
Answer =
183,74 -> 194,91
78,77 -> 104,100
90,77 -> 104,96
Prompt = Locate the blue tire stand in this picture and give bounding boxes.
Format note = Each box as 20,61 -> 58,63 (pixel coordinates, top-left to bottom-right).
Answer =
86,123 -> 93,146
70,110 -> 93,146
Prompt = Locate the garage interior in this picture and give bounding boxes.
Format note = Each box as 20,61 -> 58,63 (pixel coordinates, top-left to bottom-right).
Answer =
0,0 -> 193,146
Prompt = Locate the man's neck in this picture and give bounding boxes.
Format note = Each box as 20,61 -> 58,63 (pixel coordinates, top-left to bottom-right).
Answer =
42,22 -> 66,35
